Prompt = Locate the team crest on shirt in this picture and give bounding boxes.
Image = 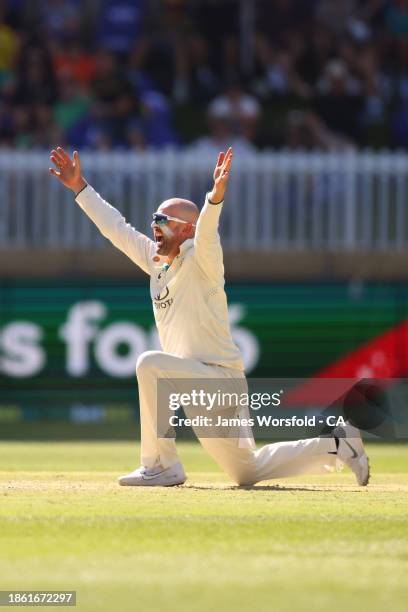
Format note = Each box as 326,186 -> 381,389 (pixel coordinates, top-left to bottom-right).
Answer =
153,285 -> 174,310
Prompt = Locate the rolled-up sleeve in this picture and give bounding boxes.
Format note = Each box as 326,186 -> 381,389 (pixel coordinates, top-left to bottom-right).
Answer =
75,185 -> 155,275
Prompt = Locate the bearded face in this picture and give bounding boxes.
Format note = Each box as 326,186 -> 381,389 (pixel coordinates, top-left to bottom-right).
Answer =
152,223 -> 178,256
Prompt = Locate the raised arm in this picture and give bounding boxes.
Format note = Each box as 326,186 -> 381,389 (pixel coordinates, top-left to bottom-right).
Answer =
194,148 -> 233,283
49,147 -> 155,275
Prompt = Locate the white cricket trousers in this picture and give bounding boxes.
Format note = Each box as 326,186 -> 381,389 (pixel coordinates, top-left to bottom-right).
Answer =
136,351 -> 336,486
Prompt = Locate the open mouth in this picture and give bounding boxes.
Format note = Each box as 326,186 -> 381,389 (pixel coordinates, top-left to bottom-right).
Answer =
154,230 -> 164,248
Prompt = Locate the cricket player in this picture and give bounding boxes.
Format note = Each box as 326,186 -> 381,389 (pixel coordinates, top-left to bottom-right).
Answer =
49,146 -> 370,487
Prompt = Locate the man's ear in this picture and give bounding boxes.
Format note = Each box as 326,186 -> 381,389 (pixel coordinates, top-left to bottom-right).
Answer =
183,223 -> 193,237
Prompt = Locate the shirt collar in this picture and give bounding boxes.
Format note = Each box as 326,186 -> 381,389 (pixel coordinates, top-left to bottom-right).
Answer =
152,238 -> 194,269
178,238 -> 194,255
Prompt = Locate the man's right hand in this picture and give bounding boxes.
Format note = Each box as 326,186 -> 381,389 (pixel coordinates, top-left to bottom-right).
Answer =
49,147 -> 87,195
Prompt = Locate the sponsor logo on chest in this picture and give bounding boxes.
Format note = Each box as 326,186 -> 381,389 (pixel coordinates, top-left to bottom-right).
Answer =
151,253 -> 189,311
153,285 -> 174,310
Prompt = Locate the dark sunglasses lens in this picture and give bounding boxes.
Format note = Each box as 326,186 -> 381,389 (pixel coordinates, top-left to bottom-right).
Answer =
152,214 -> 168,224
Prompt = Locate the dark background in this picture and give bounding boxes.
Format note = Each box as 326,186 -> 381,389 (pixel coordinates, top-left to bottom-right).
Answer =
1,0 -> 408,152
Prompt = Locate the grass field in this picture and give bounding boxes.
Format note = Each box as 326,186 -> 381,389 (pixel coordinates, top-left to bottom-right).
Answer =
0,441 -> 407,612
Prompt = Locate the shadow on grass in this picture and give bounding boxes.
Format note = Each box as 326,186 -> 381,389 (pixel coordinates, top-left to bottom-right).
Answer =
184,483 -> 361,492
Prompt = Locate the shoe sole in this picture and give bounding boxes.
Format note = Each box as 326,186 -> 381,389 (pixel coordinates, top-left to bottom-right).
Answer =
118,477 -> 186,487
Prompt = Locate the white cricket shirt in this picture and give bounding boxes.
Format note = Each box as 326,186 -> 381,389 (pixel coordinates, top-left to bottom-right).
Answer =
75,185 -> 244,371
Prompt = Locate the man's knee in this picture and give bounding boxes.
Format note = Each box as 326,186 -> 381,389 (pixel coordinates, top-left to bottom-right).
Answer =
136,350 -> 163,378
228,469 -> 258,487
204,444 -> 258,486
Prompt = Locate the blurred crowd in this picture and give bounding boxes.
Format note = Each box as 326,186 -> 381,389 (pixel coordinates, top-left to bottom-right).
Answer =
2,0 -> 408,152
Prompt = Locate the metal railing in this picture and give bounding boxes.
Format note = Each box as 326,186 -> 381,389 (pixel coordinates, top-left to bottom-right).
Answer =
1,150 -> 408,251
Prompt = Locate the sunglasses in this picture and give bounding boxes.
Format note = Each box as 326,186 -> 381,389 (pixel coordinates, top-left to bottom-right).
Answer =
151,213 -> 196,227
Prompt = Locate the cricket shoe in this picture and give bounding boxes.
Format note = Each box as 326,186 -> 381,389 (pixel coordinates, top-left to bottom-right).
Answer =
118,462 -> 186,487
333,422 -> 370,486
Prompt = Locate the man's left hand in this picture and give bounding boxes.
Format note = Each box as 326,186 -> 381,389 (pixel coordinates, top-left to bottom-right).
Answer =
209,147 -> 233,204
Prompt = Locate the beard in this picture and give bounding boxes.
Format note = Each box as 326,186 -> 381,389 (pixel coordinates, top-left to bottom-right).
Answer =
155,225 -> 174,255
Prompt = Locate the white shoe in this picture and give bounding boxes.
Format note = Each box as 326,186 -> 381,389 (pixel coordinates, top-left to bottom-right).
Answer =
333,422 -> 370,486
118,461 -> 186,487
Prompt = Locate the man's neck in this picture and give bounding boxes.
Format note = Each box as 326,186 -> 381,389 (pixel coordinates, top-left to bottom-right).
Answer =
166,246 -> 180,265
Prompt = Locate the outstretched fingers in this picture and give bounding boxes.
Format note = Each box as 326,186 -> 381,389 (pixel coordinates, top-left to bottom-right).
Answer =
222,147 -> 233,175
50,149 -> 65,167
73,150 -> 81,170
57,147 -> 71,164
225,147 -> 233,163
49,153 -> 62,170
216,151 -> 226,167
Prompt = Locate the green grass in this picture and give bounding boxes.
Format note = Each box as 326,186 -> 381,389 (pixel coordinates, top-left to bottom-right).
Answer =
0,441 -> 407,612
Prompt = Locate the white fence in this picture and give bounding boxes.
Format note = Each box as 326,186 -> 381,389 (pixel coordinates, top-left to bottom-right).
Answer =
1,150 -> 408,251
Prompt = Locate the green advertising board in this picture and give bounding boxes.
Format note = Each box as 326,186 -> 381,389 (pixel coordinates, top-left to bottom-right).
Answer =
1,281 -> 407,416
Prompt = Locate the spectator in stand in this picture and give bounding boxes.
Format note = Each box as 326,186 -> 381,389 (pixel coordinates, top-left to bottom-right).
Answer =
31,103 -> 62,148
256,0 -> 313,47
359,0 -> 388,33
314,58 -> 364,142
389,4 -> 408,149
0,99 -> 14,146
386,0 -> 408,110
190,0 -> 240,81
127,118 -> 147,151
296,21 -> 335,88
52,38 -> 97,89
11,105 -> 32,149
386,0 -> 408,38
252,35 -> 312,100
2,0 -> 408,151
185,35 -> 220,104
128,43 -> 182,149
391,47 -> 408,108
0,3 -> 19,87
189,80 -> 259,155
91,49 -> 139,146
284,110 -> 354,151
4,0 -> 26,30
171,34 -> 220,105
12,42 -> 57,106
188,112 -> 257,156
139,89 -> 180,149
355,43 -> 390,134
207,78 -> 261,145
316,0 -> 358,35
39,0 -> 81,42
65,105 -> 113,150
53,71 -> 91,134
129,0 -> 193,99
392,100 -> 408,146
98,0 -> 144,56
